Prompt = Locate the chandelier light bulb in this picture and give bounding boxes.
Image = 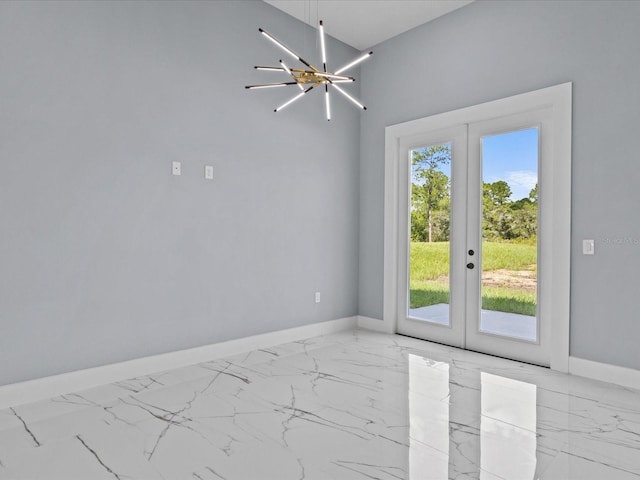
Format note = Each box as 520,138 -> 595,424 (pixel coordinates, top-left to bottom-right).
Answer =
334,51 -> 373,75
325,86 -> 331,121
254,66 -> 285,72
319,20 -> 328,72
332,84 -> 366,110
275,90 -> 308,112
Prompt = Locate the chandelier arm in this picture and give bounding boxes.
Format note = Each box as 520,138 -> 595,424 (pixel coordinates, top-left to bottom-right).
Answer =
245,82 -> 300,89
274,84 -> 319,113
334,51 -> 373,75
331,83 -> 367,110
259,28 -> 319,72
319,20 -> 328,73
254,66 -> 286,72
313,72 -> 355,81
279,60 -> 305,91
325,84 -> 331,121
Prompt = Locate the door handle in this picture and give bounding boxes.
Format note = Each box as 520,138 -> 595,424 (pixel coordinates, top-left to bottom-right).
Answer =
467,262 -> 475,269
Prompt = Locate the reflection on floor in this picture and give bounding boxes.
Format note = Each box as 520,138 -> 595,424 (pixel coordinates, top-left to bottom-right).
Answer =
1,329 -> 640,479
410,303 -> 536,341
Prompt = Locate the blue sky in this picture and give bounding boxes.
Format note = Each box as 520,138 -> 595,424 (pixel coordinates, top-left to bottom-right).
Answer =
482,128 -> 538,201
412,127 -> 538,201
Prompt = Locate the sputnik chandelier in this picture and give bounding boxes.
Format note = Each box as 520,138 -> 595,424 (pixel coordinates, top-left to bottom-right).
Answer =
245,20 -> 372,121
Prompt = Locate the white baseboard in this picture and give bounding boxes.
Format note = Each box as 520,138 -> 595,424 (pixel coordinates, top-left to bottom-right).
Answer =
0,316 -> 358,410
358,315 -> 393,333
8,318 -> 635,411
569,356 -> 640,391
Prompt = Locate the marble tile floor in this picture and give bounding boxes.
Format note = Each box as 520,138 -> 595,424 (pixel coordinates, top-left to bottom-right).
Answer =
1,329 -> 640,479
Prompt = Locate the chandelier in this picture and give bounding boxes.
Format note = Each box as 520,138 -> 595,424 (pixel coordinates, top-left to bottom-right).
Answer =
245,20 -> 372,121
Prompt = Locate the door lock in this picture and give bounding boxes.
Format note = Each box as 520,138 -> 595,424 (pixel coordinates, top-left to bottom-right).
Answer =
468,249 -> 475,256
467,262 -> 475,269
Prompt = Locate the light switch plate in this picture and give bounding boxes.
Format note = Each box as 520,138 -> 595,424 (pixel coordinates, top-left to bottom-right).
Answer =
172,161 -> 181,176
583,239 -> 595,255
205,165 -> 213,180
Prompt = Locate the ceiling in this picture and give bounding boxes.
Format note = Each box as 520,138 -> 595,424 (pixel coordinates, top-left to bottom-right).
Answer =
263,0 -> 474,50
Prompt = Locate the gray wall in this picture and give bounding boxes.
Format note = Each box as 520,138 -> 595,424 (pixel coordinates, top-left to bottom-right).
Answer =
359,1 -> 640,369
0,0 -> 361,385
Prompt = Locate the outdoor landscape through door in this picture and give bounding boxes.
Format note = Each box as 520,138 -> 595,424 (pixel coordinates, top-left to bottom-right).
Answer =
409,128 -> 539,341
409,141 -> 454,327
386,83 -> 571,371
398,110 -> 551,366
478,128 -> 539,342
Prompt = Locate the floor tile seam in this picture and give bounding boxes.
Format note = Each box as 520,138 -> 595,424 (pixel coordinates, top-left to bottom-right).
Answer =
115,358 -> 301,404
3,381 -> 258,445
218,341 -> 355,372
556,446 -> 640,477
0,428 -> 155,478
0,405 -> 158,463
478,413 -> 540,436
231,344 -> 334,364
0,399 -> 106,439
406,435 -> 452,458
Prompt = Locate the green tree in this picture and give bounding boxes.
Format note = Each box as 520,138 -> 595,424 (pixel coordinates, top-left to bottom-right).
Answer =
510,183 -> 538,240
483,181 -> 511,240
410,207 -> 428,242
483,180 -> 512,206
412,145 -> 451,242
482,181 -> 538,241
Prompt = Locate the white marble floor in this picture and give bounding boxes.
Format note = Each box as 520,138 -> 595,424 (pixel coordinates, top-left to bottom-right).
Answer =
1,330 -> 640,480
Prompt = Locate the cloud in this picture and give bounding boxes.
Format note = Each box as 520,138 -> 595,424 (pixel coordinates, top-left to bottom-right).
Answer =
506,170 -> 537,199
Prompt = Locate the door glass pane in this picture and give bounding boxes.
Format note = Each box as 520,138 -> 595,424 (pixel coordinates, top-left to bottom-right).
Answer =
409,143 -> 452,325
480,128 -> 538,341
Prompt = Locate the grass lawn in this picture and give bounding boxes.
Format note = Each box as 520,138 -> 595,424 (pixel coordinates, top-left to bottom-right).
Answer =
410,241 -> 537,316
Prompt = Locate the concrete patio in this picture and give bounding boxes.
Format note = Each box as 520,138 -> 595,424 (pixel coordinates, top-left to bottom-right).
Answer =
409,303 -> 536,341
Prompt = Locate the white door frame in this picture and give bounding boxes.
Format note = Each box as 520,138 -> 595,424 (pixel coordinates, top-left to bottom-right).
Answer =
383,83 -> 572,372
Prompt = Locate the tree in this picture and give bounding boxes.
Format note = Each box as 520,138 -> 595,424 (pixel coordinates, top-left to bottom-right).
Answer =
512,183 -> 538,239
483,180 -> 512,206
412,145 -> 451,242
482,181 -> 538,241
482,181 -> 512,240
411,189 -> 450,242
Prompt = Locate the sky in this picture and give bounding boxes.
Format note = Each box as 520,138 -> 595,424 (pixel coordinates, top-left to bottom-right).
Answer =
412,127 -> 538,201
482,127 -> 538,201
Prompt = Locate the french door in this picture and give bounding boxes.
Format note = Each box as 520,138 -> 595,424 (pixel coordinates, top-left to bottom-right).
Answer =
396,109 -> 553,366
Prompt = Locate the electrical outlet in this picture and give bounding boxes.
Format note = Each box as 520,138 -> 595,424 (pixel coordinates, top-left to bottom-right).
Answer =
172,161 -> 181,176
315,292 -> 321,303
